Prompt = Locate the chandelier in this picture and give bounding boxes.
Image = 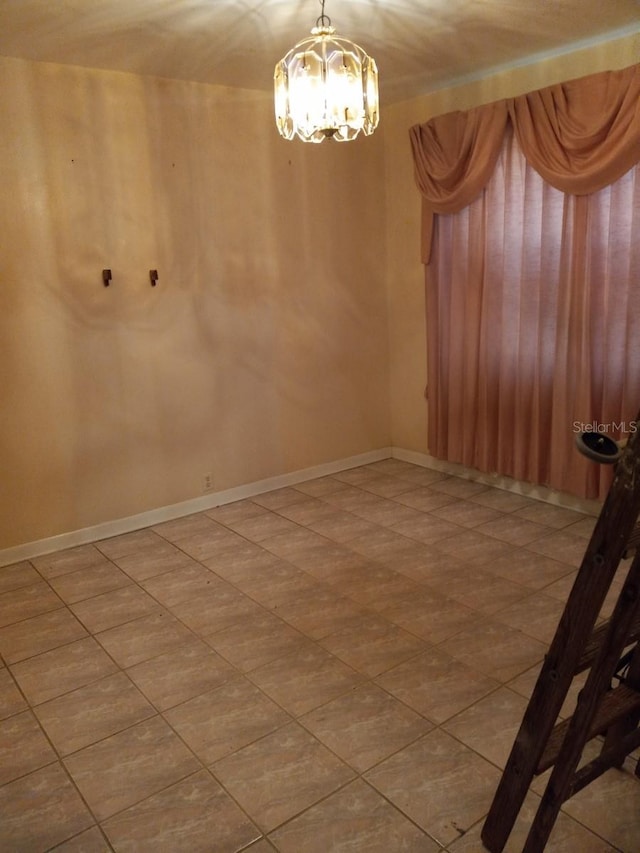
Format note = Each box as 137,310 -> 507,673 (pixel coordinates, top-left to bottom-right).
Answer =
274,0 -> 379,143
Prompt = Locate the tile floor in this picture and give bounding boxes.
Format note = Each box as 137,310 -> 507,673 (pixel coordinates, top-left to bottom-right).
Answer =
1,458 -> 639,852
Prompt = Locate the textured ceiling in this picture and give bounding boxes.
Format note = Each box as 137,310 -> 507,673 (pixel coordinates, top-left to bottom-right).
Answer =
1,0 -> 639,103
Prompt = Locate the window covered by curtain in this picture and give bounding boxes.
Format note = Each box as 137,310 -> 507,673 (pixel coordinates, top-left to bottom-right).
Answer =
410,65 -> 640,500
428,128 -> 640,499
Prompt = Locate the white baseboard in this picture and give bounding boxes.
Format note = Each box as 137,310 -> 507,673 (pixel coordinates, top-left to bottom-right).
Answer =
1,444 -> 601,568
0,448 -> 392,568
392,447 -> 602,517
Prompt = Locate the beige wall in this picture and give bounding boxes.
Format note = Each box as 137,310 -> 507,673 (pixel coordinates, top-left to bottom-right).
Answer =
0,57 -> 390,550
2,31 -> 639,552
383,32 -> 640,454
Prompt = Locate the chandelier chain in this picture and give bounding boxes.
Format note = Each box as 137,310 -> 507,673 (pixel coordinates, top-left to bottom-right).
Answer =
316,0 -> 331,29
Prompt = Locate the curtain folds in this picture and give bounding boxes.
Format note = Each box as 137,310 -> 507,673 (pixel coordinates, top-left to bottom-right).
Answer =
409,102 -> 508,263
411,64 -> 640,262
510,64 -> 640,195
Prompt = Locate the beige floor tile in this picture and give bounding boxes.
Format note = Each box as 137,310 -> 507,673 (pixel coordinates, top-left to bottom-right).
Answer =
0,561 -> 41,593
47,563 -> 132,605
542,570 -> 579,603
319,614 -> 427,677
224,512 -> 301,542
365,729 -> 502,846
269,779 -> 438,852
11,636 -> 118,705
0,710 -> 57,784
273,497 -> 338,525
212,722 -> 355,832
526,529 -> 591,567
126,639 -> 235,710
152,512 -> 224,542
168,527 -> 244,563
169,585 -> 264,636
201,541 -> 284,584
1,461 -> 630,853
249,645 -> 363,716
301,683 -> 432,772
0,581 -> 63,628
139,563 -> 225,607
95,528 -> 169,560
331,564 -> 421,610
450,791 -> 620,852
469,488 -> 536,512
243,840 -> 277,853
430,477 -> 491,499
355,501 -> 431,529
252,487 -> 311,510
0,763 -> 94,851
205,498 -> 269,524
275,586 -> 372,640
391,514 -> 465,545
426,565 -> 530,614
560,754 -> 640,852
334,467 -> 389,486
0,667 -> 29,719
71,584 -> 162,633
65,716 -> 200,821
565,515 -> 598,539
34,671 -> 154,755
441,617 -> 547,682
49,825 -> 111,852
494,591 -> 567,644
513,502 -> 588,529
323,489 -> 388,517
307,510 -> 386,543
164,676 -> 290,763
95,610 -> 196,667
376,647 -> 500,723
259,527 -> 331,560
286,542 -> 373,582
292,475 -> 352,497
112,545 -> 199,582
443,686 -> 530,768
0,608 -> 88,664
203,610 -> 312,672
394,487 -> 458,512
487,548 -> 576,590
379,588 -> 480,645
225,560 -> 320,610
474,515 -> 553,546
435,529 -> 515,567
102,769 -> 260,852
430,500 -> 506,529
360,474 -> 420,499
32,545 -> 110,580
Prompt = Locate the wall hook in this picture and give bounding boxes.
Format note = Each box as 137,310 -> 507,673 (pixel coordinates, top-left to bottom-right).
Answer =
102,269 -> 112,287
149,269 -> 158,287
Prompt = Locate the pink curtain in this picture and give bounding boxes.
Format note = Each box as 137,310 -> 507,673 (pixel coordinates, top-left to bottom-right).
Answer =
411,65 -> 640,499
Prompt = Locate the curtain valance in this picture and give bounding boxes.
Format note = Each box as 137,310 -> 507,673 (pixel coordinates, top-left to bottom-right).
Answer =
410,64 -> 640,262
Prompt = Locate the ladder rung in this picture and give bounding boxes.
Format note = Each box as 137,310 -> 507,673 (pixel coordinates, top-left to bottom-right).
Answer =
577,615 -> 640,673
536,684 -> 640,774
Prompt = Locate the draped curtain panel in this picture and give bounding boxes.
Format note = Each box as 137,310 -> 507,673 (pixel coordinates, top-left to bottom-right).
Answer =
410,64 -> 640,499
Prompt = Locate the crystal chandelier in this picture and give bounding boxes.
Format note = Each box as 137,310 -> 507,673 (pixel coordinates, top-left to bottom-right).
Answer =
274,0 -> 379,143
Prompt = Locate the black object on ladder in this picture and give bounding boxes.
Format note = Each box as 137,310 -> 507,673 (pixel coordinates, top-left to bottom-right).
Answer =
481,417 -> 640,852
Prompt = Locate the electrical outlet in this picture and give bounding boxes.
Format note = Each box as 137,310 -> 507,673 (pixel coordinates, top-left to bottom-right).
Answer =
203,472 -> 214,492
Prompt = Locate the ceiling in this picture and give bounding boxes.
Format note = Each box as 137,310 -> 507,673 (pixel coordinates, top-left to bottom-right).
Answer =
0,0 -> 639,104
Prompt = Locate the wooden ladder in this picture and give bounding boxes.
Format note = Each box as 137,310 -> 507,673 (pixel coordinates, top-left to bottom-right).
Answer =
481,417 -> 640,853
